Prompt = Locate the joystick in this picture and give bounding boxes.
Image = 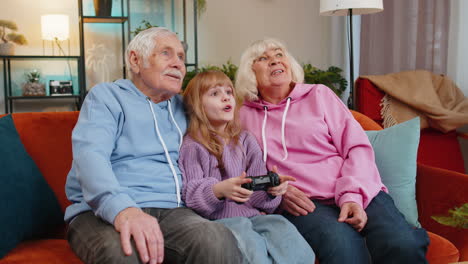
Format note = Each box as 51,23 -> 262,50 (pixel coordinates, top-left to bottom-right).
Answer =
241,171 -> 280,191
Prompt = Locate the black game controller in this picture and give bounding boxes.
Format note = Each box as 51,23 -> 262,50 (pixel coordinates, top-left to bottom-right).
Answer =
234,171 -> 281,204
242,171 -> 280,191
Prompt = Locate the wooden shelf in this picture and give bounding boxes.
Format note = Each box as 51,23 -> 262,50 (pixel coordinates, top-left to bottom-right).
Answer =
0,55 -> 80,59
8,95 -> 81,100
83,16 -> 128,23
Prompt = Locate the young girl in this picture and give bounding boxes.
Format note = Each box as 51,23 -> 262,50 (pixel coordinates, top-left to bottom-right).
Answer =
179,70 -> 315,264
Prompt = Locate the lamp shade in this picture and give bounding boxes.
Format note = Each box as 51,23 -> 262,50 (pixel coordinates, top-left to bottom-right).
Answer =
320,0 -> 383,16
41,15 -> 69,41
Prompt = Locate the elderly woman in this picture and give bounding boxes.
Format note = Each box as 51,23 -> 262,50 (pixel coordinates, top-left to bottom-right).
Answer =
235,38 -> 429,264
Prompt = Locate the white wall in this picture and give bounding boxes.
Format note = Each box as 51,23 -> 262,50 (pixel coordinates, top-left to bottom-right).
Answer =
197,0 -> 336,69
447,0 -> 468,96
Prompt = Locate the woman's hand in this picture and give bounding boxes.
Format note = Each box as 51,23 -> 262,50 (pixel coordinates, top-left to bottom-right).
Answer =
267,165 -> 296,196
280,185 -> 316,216
338,202 -> 368,232
212,172 -> 253,203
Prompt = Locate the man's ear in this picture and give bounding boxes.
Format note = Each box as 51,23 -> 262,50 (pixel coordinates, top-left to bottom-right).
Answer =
129,50 -> 141,75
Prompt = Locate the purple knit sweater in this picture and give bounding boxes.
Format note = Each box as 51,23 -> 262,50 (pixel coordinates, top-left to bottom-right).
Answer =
179,131 -> 281,220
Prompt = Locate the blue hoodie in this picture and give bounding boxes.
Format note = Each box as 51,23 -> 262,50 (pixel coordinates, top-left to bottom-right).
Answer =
64,79 -> 187,225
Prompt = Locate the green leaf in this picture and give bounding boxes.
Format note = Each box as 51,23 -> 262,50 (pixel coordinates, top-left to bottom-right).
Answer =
131,20 -> 159,36
431,203 -> 468,229
7,33 -> 27,45
302,64 -> 347,97
0,20 -> 18,30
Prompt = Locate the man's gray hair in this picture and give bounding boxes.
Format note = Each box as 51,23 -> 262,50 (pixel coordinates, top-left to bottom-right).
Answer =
125,27 -> 178,78
235,38 -> 304,101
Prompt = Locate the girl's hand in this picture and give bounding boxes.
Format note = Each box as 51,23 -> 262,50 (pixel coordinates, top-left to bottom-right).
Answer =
267,165 -> 296,196
212,172 -> 253,203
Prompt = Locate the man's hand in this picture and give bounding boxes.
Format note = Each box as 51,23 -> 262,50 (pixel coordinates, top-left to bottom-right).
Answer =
338,202 -> 368,232
114,207 -> 164,264
212,172 -> 253,203
280,185 -> 316,216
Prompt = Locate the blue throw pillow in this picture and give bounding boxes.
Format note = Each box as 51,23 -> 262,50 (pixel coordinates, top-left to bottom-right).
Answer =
0,115 -> 63,258
365,117 -> 421,227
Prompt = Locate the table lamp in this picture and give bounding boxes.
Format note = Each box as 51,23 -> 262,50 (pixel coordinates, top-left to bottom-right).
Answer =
41,14 -> 70,56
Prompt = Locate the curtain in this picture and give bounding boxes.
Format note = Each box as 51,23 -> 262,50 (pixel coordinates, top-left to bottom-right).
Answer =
360,0 -> 450,76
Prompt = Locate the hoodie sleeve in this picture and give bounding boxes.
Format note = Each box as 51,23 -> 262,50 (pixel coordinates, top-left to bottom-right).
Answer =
317,85 -> 384,209
179,139 -> 226,218
72,86 -> 138,225
243,132 -> 281,213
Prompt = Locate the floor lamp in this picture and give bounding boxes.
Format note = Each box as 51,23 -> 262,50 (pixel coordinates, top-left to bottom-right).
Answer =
320,0 -> 383,109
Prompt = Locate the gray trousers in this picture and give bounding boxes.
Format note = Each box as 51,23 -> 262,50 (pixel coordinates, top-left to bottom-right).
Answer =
67,207 -> 242,264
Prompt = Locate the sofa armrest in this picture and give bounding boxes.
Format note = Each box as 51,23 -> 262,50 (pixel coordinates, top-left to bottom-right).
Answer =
416,163 -> 468,260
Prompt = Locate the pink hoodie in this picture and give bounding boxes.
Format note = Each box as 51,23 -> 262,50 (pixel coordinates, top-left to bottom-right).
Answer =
240,83 -> 387,209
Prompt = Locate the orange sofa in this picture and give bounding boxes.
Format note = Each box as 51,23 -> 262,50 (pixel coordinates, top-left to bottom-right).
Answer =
0,111 -> 465,263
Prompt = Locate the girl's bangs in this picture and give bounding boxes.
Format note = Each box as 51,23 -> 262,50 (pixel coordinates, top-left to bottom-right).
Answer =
200,71 -> 234,94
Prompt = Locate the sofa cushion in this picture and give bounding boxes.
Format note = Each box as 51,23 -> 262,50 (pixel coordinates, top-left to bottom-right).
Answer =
425,232 -> 460,264
0,115 -> 63,258
365,117 -> 421,227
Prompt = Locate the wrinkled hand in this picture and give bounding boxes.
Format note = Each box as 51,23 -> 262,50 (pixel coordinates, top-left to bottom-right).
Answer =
114,207 -> 164,264
280,185 -> 316,216
267,165 -> 296,196
338,202 -> 368,232
212,172 -> 253,203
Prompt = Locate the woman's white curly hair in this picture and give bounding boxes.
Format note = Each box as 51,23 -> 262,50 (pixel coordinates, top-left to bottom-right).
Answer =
235,38 -> 304,101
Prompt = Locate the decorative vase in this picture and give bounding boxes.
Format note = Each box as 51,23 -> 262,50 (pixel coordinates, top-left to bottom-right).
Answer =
0,43 -> 15,56
22,82 -> 46,96
94,0 -> 113,16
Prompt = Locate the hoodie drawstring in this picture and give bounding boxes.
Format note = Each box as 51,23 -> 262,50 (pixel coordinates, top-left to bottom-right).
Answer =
147,98 -> 182,207
261,97 -> 291,162
262,106 -> 268,162
280,97 -> 291,161
167,99 -> 183,150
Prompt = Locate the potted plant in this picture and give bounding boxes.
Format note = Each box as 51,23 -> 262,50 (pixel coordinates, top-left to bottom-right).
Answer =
94,0 -> 113,17
132,20 -> 189,53
22,69 -> 46,96
303,64 -> 347,97
131,20 -> 159,36
0,19 -> 27,55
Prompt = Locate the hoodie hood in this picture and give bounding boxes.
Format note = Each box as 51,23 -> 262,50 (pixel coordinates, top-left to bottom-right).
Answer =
114,79 -> 151,100
243,83 -> 314,110
242,83 -> 317,162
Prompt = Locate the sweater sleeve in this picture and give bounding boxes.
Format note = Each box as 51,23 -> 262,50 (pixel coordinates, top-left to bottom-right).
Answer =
317,85 -> 383,209
72,87 -> 138,225
243,132 -> 281,213
179,139 -> 226,218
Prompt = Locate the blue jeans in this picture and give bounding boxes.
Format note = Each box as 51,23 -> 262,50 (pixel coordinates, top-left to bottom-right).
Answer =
283,191 -> 429,264
217,215 -> 315,264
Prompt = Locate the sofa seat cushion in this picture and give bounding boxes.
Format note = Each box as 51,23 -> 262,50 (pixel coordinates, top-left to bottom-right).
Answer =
0,239 -> 82,264
426,231 -> 460,264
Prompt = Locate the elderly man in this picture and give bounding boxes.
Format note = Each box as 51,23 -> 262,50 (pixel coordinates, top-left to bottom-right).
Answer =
64,27 -> 242,264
